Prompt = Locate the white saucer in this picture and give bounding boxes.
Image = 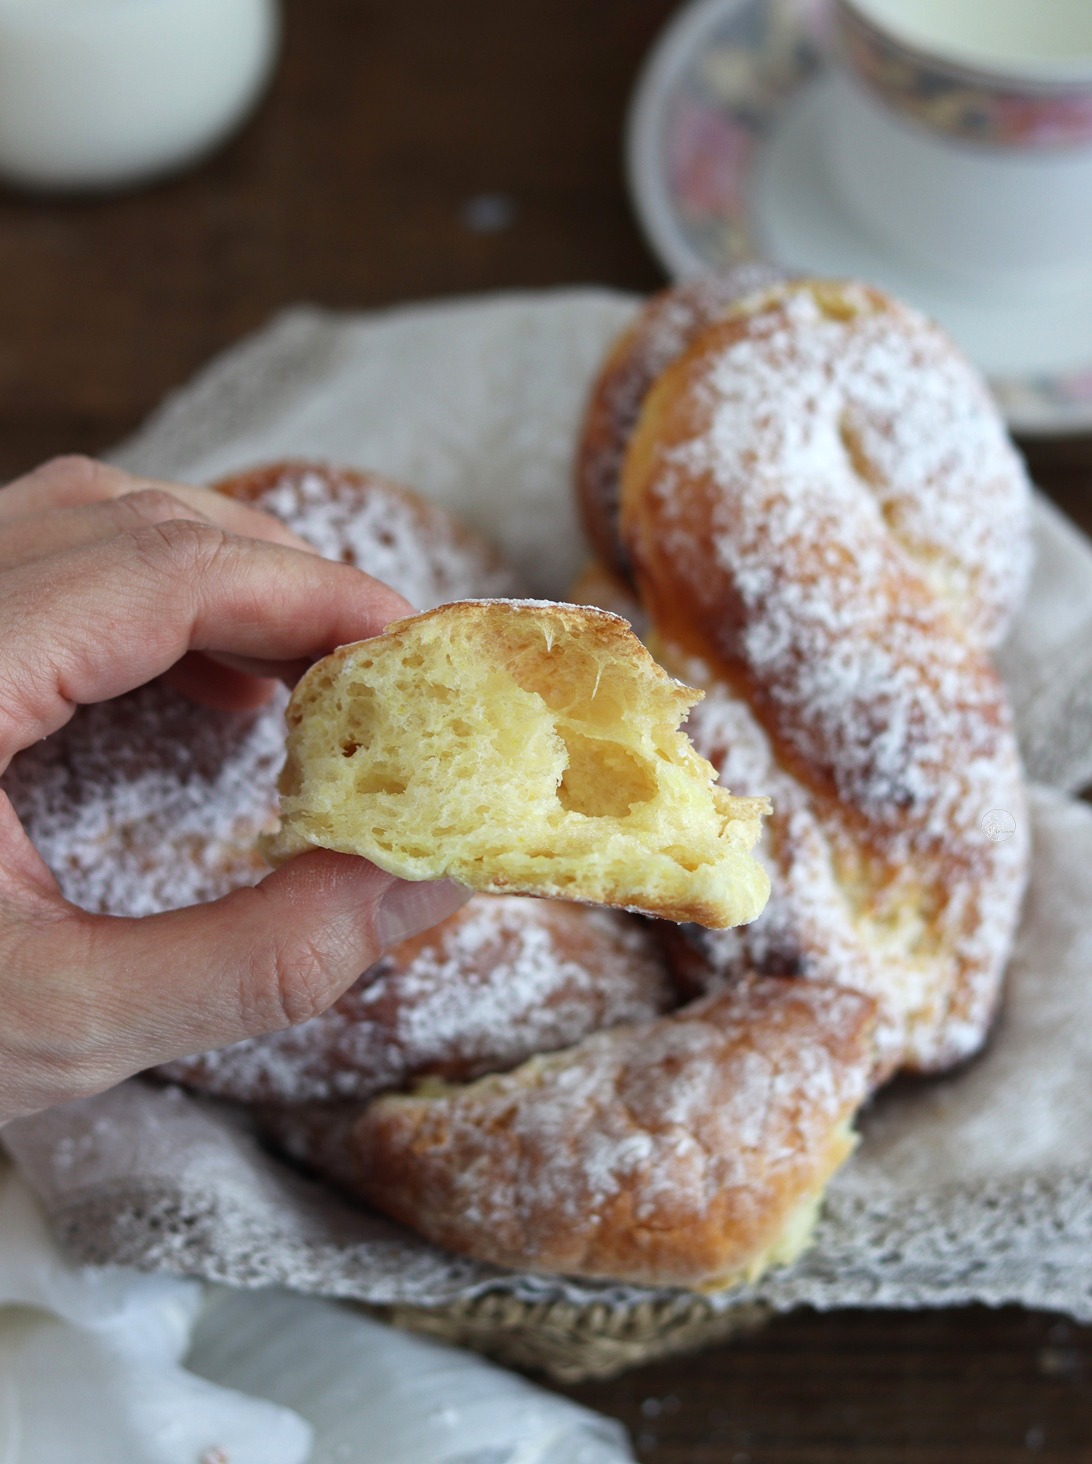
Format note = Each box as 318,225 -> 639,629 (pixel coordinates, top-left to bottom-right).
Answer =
627,0 -> 1092,436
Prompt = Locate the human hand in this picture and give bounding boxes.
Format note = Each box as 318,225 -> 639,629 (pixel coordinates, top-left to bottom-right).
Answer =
0,457 -> 468,1123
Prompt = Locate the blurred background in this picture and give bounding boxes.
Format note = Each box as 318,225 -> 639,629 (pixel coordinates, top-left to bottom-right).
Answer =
2,0 -> 1087,526
0,2 -> 669,480
2,2 -> 1090,1459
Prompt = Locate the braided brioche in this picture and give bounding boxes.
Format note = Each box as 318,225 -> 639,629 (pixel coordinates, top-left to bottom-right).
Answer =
7,285 -> 1035,1295
265,598 -> 771,929
588,278 -> 1031,1073
578,275 -> 1030,647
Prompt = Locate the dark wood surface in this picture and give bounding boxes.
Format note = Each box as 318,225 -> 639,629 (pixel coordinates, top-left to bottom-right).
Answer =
2,2 -> 1090,1459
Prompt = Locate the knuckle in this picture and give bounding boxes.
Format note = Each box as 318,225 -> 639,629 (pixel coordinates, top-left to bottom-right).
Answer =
125,516 -> 233,579
37,453 -> 101,492
263,931 -> 338,1028
111,487 -> 197,529
225,881 -> 359,1037
33,454 -> 131,508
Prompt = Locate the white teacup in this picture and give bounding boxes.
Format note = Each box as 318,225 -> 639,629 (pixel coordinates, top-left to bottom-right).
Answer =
827,0 -> 1092,291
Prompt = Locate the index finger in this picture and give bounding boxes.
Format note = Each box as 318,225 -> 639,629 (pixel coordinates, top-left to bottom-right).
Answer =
0,518 -> 414,764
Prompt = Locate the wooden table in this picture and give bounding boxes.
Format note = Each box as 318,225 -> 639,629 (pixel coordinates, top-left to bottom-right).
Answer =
1,3 -> 1089,1459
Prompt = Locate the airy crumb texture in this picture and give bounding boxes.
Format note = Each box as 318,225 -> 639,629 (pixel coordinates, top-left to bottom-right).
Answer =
280,976 -> 876,1290
265,599 -> 771,929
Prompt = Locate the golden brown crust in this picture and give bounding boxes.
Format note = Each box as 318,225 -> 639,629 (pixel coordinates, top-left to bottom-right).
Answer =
289,977 -> 876,1290
616,280 -> 1031,1074
158,895 -> 675,1104
266,598 -> 772,929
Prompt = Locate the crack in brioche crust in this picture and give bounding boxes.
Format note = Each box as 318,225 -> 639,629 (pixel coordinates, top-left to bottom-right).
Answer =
266,598 -> 772,929
158,895 -> 675,1103
603,279 -> 1031,1074
270,976 -> 876,1290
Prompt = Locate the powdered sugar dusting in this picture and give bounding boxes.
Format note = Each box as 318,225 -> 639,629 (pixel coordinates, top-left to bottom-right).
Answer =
679,659 -> 1025,1073
160,896 -> 674,1103
672,285 -> 1032,646
241,461 -> 519,609
1,685 -> 286,917
576,264 -> 787,573
352,977 -> 876,1282
631,286 -> 1031,1070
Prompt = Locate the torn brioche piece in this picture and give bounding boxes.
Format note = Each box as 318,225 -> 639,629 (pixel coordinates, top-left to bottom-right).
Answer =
268,976 -> 877,1290
264,599 -> 770,928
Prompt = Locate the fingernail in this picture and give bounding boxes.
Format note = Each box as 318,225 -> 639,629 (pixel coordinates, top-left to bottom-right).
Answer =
374,878 -> 470,950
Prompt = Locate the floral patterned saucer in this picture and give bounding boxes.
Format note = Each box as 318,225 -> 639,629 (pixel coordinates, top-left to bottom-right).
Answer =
626,0 -> 1092,436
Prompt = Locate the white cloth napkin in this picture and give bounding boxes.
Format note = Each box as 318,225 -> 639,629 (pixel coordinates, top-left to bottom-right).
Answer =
0,1159 -> 310,1464
0,1160 -> 632,1463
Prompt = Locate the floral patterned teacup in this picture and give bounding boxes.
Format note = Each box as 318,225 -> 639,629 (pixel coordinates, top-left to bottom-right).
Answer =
828,0 -> 1092,290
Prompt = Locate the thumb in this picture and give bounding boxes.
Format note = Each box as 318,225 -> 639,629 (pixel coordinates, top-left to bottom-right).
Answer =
3,851 -> 469,1120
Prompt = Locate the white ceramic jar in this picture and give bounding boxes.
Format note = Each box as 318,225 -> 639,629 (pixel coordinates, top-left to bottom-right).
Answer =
0,0 -> 280,191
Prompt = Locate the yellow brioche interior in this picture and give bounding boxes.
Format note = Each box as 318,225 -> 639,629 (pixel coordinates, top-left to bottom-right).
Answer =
713,1117 -> 858,1291
266,599 -> 770,928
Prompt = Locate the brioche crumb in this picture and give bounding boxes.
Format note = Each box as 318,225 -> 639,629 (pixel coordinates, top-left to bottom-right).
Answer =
265,599 -> 770,928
